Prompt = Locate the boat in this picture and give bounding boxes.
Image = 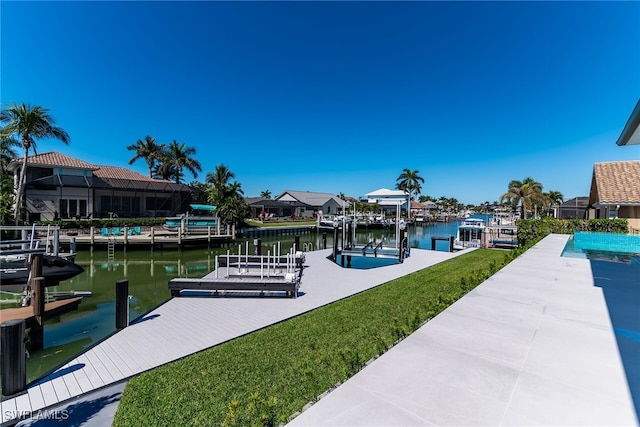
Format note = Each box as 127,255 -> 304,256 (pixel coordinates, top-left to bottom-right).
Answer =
453,217 -> 487,250
1,254 -> 85,291
164,204 -> 220,234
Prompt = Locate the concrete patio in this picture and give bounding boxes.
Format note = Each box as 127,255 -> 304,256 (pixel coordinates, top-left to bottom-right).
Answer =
288,234 -> 639,426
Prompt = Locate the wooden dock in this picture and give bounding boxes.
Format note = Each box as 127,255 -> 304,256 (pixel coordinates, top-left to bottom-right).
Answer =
58,230 -> 234,249
0,248 -> 461,425
0,297 -> 82,325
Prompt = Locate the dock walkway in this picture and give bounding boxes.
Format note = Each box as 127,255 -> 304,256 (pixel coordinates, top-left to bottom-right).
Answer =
0,298 -> 82,325
0,247 -> 459,425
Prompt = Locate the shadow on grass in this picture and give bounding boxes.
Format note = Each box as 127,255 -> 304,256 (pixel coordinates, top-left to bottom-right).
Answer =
591,259 -> 640,424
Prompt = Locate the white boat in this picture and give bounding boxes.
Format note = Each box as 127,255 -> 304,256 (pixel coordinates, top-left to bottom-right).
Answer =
164,204 -> 219,234
453,217 -> 486,250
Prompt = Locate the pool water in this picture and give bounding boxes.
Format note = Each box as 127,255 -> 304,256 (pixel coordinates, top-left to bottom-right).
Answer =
335,254 -> 400,269
562,232 -> 640,264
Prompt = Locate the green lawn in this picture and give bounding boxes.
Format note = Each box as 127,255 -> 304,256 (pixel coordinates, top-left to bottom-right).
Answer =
113,249 -> 512,426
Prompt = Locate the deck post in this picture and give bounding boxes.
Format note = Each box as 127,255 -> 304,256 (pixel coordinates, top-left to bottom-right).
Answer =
255,239 -> 262,256
53,229 -> 60,256
332,226 -> 339,262
115,279 -> 129,330
1,319 -> 27,396
449,235 -> 454,252
30,276 -> 45,350
294,235 -> 300,252
90,226 -> 95,245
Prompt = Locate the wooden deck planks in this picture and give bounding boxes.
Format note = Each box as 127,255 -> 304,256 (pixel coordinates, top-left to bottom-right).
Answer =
47,376 -> 71,403
69,357 -> 98,394
61,369 -> 84,398
26,386 -> 46,412
14,393 -> 31,417
0,395 -> 18,420
0,297 -> 83,323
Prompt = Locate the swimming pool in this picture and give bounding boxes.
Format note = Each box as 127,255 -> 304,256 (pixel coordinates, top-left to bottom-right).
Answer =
562,232 -> 640,264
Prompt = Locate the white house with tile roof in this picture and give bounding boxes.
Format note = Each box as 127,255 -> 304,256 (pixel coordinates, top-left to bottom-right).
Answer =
6,152 -> 193,221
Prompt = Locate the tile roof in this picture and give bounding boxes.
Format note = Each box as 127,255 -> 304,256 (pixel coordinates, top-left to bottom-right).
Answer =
591,160 -> 640,205
19,152 -> 96,169
278,190 -> 346,207
15,152 -> 190,192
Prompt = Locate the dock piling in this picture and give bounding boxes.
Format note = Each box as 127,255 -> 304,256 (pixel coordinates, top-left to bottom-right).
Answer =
115,279 -> 129,330
1,319 -> 27,396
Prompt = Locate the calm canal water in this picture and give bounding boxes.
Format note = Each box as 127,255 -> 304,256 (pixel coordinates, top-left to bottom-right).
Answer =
10,220 -> 463,384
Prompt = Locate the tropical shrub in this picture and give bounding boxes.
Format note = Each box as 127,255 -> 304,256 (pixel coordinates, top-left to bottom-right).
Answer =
517,218 -> 629,247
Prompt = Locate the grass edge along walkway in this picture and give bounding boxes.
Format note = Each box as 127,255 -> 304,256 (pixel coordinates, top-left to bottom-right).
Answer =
114,249 -> 512,426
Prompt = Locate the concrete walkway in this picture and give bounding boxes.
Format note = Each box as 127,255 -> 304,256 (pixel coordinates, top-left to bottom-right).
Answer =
288,234 -> 639,426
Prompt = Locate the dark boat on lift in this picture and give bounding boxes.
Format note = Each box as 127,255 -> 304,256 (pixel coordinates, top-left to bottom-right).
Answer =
0,255 -> 85,291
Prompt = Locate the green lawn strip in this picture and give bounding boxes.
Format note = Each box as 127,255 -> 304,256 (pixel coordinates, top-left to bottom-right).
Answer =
114,249 -> 508,426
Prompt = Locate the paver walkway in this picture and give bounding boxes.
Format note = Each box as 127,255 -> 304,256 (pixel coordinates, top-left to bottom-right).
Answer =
288,234 -> 639,426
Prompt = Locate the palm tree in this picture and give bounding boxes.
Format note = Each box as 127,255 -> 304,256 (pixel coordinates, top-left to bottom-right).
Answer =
164,140 -> 201,184
0,133 -> 20,173
152,151 -> 175,181
395,168 -> 424,201
260,190 -> 272,199
127,135 -> 165,178
0,103 -> 70,223
205,164 -> 235,205
546,190 -> 564,206
500,177 -> 547,219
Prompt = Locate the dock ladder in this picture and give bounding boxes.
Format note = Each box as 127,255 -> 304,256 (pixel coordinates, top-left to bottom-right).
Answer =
107,236 -> 115,261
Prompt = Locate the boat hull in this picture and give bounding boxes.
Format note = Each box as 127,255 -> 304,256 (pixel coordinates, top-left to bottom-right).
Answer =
1,255 -> 85,290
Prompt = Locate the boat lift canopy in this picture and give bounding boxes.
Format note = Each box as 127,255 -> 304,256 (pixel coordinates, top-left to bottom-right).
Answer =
190,204 -> 217,211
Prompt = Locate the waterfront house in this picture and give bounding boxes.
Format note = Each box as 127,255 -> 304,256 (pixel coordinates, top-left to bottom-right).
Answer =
587,100 -> 640,231
245,197 -> 295,219
7,152 -> 193,222
588,160 -> 640,230
364,188 -> 410,216
275,190 -> 348,218
557,197 -> 589,220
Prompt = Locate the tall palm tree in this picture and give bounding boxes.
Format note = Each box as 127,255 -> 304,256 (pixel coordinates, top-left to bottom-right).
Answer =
205,164 -> 235,205
0,103 -> 70,223
395,168 -> 424,201
127,135 -> 165,178
500,177 -> 547,219
164,140 -> 201,184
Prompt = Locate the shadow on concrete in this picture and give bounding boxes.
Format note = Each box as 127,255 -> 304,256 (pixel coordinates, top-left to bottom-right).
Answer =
591,259 -> 640,424
130,313 -> 160,325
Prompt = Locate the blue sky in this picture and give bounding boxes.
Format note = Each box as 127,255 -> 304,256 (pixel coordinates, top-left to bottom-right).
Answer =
2,1 -> 639,205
